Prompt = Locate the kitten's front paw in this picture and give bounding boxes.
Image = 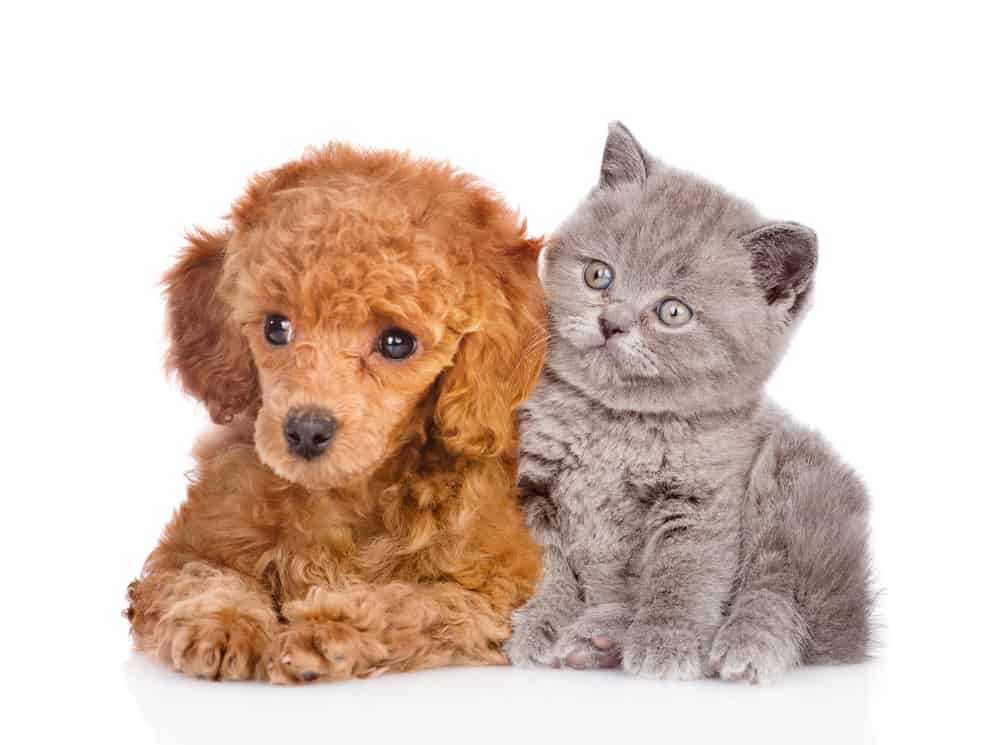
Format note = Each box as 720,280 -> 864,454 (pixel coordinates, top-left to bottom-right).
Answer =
551,604 -> 630,669
622,619 -> 705,680
708,616 -> 799,684
504,602 -> 570,668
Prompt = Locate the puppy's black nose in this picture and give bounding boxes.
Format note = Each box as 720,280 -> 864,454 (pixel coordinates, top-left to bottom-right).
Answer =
283,407 -> 337,460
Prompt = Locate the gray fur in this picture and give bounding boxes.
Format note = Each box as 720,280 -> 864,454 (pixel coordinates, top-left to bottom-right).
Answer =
504,123 -> 873,683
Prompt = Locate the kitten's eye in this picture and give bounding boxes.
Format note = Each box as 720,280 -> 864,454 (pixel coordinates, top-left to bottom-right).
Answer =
378,328 -> 417,360
584,260 -> 614,290
657,299 -> 693,327
264,314 -> 293,345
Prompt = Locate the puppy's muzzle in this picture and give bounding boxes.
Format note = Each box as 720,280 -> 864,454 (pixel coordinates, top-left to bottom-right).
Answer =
283,407 -> 337,460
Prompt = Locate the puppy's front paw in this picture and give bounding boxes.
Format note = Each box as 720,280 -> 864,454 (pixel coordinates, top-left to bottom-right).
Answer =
709,616 -> 799,684
622,619 -> 705,680
266,621 -> 383,684
154,613 -> 268,681
503,603 -> 569,668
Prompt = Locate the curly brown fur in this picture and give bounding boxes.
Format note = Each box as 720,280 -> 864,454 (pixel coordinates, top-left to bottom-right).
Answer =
127,142 -> 546,683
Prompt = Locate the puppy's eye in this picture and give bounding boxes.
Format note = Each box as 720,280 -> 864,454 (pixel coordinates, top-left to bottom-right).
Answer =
584,260 -> 614,290
656,299 -> 693,327
378,328 -> 416,360
264,314 -> 293,345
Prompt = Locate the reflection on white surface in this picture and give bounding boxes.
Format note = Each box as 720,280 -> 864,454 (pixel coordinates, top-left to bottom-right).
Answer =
124,653 -> 881,745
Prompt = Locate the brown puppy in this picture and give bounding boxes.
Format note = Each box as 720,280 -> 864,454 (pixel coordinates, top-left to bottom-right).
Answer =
126,143 -> 546,683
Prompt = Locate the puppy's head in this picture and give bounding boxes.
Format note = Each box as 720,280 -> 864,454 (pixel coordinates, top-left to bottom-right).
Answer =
164,144 -> 544,490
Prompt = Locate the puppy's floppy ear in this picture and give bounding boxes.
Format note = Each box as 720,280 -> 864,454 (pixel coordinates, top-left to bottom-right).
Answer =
740,222 -> 818,312
163,228 -> 259,424
434,238 -> 547,459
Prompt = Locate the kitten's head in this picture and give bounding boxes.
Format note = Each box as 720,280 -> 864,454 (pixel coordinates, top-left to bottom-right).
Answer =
541,122 -> 817,415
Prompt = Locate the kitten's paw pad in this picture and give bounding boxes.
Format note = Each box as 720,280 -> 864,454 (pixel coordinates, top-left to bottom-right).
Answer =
588,636 -> 623,668
563,644 -> 622,670
552,622 -> 624,669
549,603 -> 630,669
154,615 -> 265,681
554,636 -> 622,670
708,620 -> 797,685
267,621 -> 371,684
622,622 -> 705,680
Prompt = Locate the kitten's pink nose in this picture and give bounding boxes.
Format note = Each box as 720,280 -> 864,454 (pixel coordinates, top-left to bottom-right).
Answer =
599,317 -> 626,339
599,303 -> 634,339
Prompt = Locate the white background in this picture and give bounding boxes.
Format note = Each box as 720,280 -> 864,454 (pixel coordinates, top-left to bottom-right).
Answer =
2,2 -> 998,743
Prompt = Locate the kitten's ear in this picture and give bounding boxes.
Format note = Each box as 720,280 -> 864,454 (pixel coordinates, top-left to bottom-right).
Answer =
740,222 -> 818,309
599,121 -> 650,189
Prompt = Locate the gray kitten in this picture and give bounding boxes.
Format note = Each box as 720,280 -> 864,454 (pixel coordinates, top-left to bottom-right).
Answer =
504,123 -> 872,683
